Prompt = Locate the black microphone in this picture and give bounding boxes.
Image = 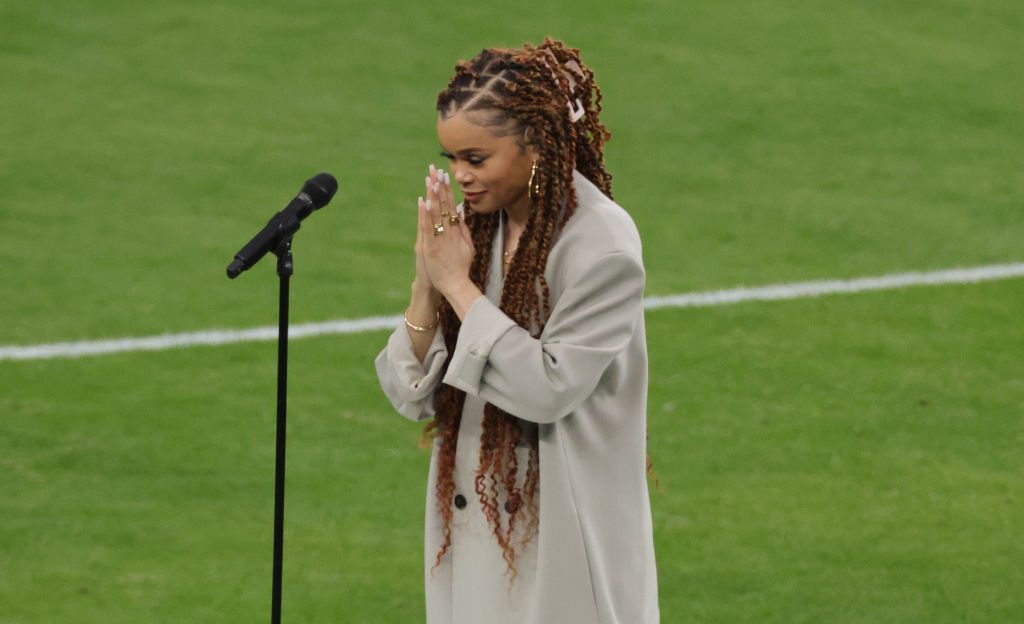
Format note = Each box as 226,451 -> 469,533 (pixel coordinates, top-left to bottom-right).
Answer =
226,172 -> 338,279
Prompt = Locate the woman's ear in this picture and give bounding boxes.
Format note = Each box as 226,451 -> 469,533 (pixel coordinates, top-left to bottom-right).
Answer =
521,125 -> 541,160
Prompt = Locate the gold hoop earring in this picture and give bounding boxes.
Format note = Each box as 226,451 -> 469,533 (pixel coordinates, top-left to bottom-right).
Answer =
528,160 -> 540,204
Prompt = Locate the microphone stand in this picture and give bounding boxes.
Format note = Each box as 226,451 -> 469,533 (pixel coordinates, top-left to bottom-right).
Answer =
270,236 -> 293,624
226,172 -> 337,623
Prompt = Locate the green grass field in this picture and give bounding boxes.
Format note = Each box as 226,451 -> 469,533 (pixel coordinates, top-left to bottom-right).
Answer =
2,1 -> 1022,622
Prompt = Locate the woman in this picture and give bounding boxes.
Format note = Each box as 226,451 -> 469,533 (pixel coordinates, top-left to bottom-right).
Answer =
375,39 -> 659,623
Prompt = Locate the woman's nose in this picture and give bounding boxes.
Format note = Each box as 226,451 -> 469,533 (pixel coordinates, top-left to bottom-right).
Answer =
453,167 -> 473,186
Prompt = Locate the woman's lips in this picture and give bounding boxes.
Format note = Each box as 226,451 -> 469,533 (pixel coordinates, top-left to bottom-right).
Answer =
462,190 -> 487,201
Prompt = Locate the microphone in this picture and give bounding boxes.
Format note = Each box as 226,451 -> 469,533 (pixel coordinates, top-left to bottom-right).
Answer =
226,173 -> 338,279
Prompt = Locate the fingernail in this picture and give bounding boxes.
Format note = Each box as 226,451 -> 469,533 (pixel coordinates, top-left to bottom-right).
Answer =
457,204 -> 465,216
444,171 -> 451,185
425,176 -> 431,188
429,164 -> 436,175
434,183 -> 439,193
425,199 -> 431,212
418,196 -> 424,209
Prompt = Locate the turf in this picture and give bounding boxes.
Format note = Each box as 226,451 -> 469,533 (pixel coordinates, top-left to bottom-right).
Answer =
1,1 -> 1021,622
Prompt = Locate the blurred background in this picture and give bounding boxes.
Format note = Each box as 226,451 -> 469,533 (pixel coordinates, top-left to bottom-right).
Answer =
1,1 -> 1021,622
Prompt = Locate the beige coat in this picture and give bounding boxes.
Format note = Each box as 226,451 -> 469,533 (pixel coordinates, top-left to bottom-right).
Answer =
375,171 -> 659,623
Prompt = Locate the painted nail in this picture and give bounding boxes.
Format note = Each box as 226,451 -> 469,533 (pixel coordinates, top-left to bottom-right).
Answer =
425,176 -> 431,189
444,171 -> 451,185
418,196 -> 424,209
457,204 -> 465,216
434,183 -> 439,194
429,164 -> 436,176
425,199 -> 431,212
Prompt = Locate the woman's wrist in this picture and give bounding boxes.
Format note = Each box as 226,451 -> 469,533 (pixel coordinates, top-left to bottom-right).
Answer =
409,279 -> 443,320
441,278 -> 483,321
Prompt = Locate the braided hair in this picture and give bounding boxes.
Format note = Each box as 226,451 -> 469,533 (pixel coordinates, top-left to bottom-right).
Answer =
423,38 -> 613,581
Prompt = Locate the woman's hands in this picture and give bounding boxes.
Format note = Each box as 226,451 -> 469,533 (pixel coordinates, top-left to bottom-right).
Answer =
415,165 -> 480,317
411,166 -> 444,306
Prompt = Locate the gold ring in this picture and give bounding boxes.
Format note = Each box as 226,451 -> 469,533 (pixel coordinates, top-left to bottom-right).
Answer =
432,223 -> 445,236
448,214 -> 460,225
440,211 -> 450,218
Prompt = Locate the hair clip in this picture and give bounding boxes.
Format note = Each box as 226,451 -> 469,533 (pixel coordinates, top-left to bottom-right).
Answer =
568,97 -> 585,122
562,59 -> 584,91
538,55 -> 587,124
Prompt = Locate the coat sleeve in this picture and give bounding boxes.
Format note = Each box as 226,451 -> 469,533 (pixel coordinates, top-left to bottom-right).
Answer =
374,324 -> 448,422
442,250 -> 645,424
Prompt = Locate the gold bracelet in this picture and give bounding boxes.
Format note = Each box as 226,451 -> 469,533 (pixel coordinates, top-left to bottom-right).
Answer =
404,310 -> 439,333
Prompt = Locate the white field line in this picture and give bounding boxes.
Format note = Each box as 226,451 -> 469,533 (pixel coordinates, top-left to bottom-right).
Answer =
2,263 -> 1023,362
643,263 -> 1024,309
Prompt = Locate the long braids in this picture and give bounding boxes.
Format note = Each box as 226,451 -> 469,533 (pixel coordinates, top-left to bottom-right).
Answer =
427,38 -> 613,579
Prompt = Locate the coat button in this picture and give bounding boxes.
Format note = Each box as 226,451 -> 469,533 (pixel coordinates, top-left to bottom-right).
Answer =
453,494 -> 467,509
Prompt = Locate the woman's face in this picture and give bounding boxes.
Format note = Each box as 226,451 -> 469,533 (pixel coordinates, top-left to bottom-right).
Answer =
437,111 -> 537,217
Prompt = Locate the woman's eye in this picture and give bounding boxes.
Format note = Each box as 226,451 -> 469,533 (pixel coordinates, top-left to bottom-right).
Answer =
438,151 -> 485,166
